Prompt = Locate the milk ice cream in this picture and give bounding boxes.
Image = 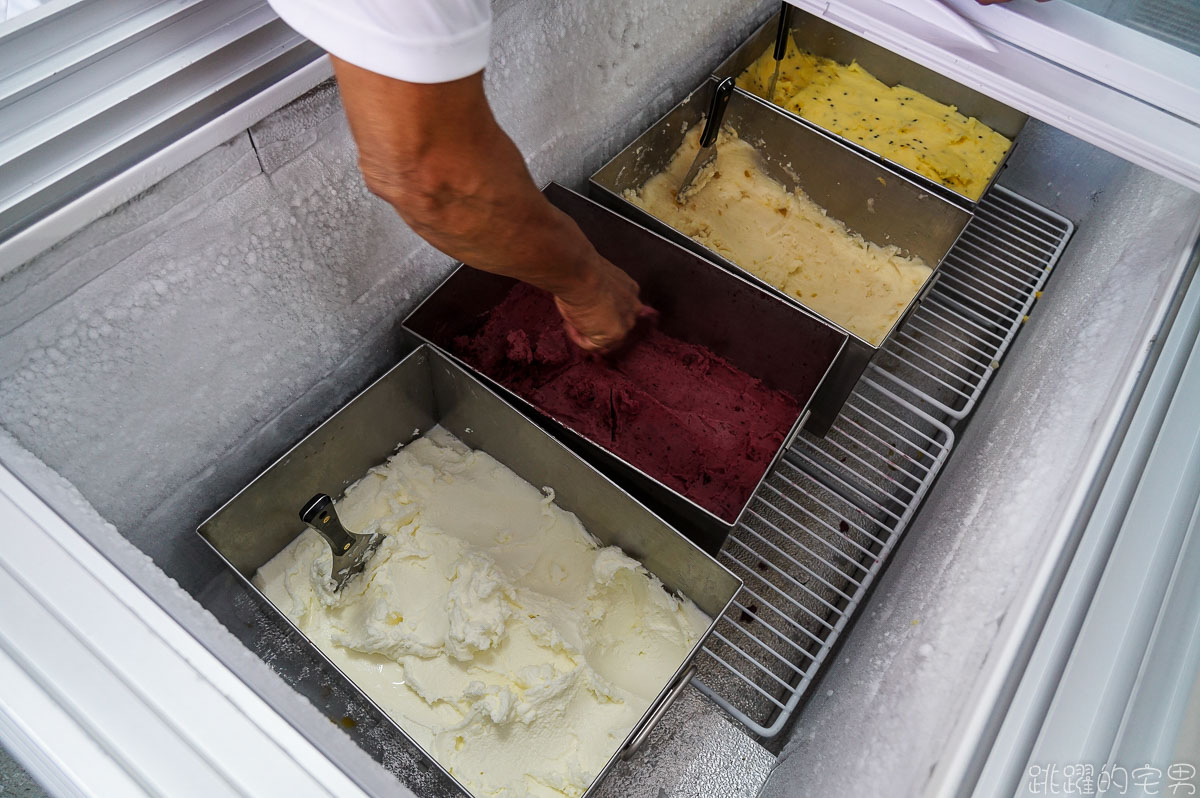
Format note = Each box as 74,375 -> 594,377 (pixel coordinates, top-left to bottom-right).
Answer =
254,427 -> 708,798
451,283 -> 803,522
625,125 -> 931,345
738,44 -> 1011,200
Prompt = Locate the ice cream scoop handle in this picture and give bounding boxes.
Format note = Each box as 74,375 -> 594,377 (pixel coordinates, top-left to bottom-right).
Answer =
300,493 -> 355,556
773,2 -> 793,61
699,78 -> 735,149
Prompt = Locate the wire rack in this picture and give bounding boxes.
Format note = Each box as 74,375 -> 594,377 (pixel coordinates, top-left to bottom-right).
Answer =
694,187 -> 1074,737
871,187 -> 1074,420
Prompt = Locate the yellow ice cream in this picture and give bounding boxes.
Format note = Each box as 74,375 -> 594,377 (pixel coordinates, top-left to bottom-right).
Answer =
738,44 -> 1010,200
625,125 -> 931,345
255,427 -> 708,798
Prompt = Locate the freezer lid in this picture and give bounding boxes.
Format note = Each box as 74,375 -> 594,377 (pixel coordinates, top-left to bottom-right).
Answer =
0,462 -> 393,798
782,0 -> 1200,193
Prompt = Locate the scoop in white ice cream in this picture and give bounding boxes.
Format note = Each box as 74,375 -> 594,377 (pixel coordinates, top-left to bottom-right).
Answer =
254,427 -> 709,798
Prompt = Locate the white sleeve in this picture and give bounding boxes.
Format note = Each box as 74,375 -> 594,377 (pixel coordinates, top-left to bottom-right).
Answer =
267,0 -> 491,84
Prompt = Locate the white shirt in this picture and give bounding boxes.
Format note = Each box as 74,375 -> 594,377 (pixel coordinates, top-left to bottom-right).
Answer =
268,0 -> 491,84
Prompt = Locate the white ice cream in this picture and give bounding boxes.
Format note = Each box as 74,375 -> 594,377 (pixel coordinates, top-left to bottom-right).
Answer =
254,427 -> 709,798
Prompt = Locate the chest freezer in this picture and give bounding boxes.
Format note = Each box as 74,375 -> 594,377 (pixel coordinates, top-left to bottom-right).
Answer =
1,2 -> 1199,798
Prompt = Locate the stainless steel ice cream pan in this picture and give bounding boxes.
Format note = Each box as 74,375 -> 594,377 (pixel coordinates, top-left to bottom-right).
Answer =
197,345 -> 741,798
712,7 -> 1028,206
588,79 -> 972,434
404,182 -> 848,556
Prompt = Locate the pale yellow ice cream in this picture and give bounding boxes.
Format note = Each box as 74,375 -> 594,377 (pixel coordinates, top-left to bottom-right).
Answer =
739,44 -> 1011,200
254,427 -> 708,798
625,125 -> 931,345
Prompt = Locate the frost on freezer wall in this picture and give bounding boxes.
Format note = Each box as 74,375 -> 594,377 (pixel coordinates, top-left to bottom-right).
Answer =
757,151 -> 1200,797
0,125 -> 428,591
0,0 -> 772,595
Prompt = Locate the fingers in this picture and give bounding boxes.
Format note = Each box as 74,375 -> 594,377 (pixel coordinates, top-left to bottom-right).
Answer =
553,261 -> 643,354
560,305 -> 636,353
562,319 -> 605,352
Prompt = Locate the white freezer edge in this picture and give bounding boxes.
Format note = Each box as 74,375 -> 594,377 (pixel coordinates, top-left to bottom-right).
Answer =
0,462 -> 394,798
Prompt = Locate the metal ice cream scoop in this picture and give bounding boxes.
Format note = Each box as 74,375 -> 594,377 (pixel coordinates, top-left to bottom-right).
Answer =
300,493 -> 382,590
675,77 -> 735,204
766,2 -> 793,103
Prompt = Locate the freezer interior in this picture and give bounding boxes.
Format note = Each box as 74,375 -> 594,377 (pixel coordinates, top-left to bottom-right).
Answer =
2,3 -> 1199,798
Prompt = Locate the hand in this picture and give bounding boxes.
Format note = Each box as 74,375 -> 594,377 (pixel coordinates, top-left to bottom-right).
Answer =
554,256 -> 643,353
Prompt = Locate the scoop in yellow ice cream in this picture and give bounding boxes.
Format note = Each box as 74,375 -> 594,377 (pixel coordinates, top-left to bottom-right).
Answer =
739,44 -> 1010,200
624,124 -> 931,345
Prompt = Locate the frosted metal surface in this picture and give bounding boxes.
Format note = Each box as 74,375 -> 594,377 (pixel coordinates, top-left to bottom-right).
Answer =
973,222 -> 1200,798
0,747 -> 45,798
0,0 -> 775,596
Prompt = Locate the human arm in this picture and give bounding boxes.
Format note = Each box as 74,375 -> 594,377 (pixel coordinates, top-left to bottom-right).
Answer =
330,57 -> 641,352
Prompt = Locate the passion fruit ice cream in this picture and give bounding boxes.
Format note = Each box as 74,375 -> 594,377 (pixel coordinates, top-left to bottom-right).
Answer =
255,427 -> 708,798
739,43 -> 1011,200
